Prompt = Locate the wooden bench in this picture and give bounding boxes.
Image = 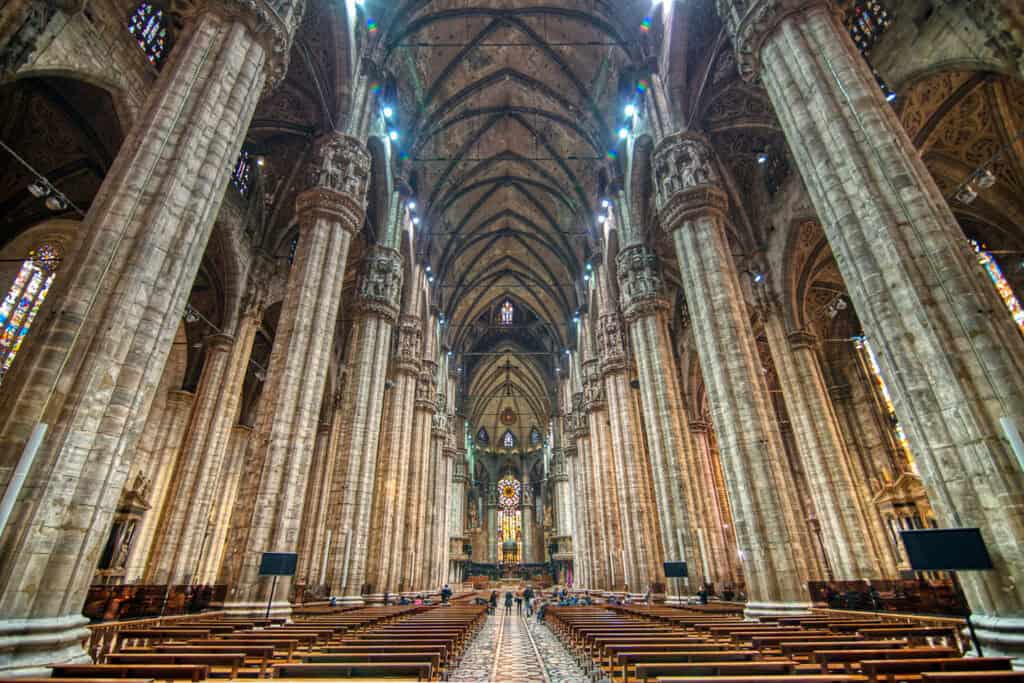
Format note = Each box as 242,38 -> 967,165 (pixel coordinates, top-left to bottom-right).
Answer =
104,652 -> 244,679
272,661 -> 432,680
922,674 -> 1024,683
50,664 -> 208,681
861,657 -> 1014,682
0,679 -> 155,683
810,647 -> 959,674
781,640 -> 909,660
141,644 -> 276,677
635,659 -> 797,681
615,650 -> 760,683
656,676 -> 869,683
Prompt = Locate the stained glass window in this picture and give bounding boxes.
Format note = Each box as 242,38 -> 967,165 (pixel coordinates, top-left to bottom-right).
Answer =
128,2 -> 168,66
0,243 -> 63,385
845,1 -> 891,57
288,235 -> 298,265
231,151 -> 253,196
476,427 -> 489,444
854,336 -> 915,470
496,476 -> 522,564
529,426 -> 542,446
502,430 -> 516,449
500,300 -> 513,326
970,239 -> 1024,336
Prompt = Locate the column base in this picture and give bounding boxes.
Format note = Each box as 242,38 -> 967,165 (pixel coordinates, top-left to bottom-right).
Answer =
222,601 -> 292,619
969,614 -> 1024,667
0,615 -> 92,677
336,595 -> 365,606
744,601 -> 814,620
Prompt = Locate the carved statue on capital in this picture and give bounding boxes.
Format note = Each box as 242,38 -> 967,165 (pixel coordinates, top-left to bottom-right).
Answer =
355,246 -> 402,322
306,133 -> 370,197
581,360 -> 606,411
415,371 -> 437,411
653,132 -> 729,231
617,245 -> 670,323
431,411 -> 448,437
597,313 -> 628,376
394,316 -> 422,374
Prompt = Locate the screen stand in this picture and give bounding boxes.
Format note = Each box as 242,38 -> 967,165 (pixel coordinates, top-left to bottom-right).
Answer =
266,575 -> 279,619
950,571 -> 983,656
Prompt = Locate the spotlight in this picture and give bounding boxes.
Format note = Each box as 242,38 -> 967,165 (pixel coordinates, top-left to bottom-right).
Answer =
256,157 -> 265,166
752,272 -> 764,283
756,151 -> 769,164
45,195 -> 67,211
583,274 -> 590,282
976,169 -> 996,189
412,217 -> 421,226
618,127 -> 629,140
597,214 -> 607,224
624,104 -> 637,118
388,130 -> 399,141
564,349 -> 570,355
956,185 -> 978,204
408,200 -> 417,210
27,181 -> 49,198
601,198 -> 611,209
382,106 -> 394,119
426,265 -> 432,273
586,262 -> 592,271
885,92 -> 897,102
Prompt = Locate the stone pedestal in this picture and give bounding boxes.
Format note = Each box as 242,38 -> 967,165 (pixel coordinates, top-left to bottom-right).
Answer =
223,133 -> 369,614
655,132 -> 811,614
0,0 -> 295,669
717,0 -> 1024,646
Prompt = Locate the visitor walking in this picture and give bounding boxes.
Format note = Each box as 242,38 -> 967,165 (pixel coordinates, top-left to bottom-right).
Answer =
504,591 -> 513,615
488,590 -> 497,615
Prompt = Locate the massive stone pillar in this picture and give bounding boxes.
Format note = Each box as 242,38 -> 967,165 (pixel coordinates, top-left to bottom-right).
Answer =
761,305 -> 892,579
563,443 -> 588,588
150,300 -> 261,583
296,422 -> 331,587
617,243 -> 704,593
654,131 -> 811,615
521,472 -> 535,564
717,0 -> 1024,651
406,363 -> 437,591
448,447 -> 468,583
201,424 -> 252,584
688,420 -> 739,585
223,133 -> 369,614
368,314 -> 418,596
125,389 -> 194,582
326,246 -> 402,603
0,0 -> 297,668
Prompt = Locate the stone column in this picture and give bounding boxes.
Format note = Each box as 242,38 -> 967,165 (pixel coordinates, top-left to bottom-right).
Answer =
126,390 -> 195,582
486,498 -> 498,564
326,246 -> 402,603
150,305 -> 259,583
761,308 -> 890,579
521,473 -> 534,564
405,364 -> 436,591
296,423 -> 331,585
0,0 -> 296,669
717,0 -> 1024,649
368,314 -> 419,596
223,133 -> 369,614
564,443 -> 587,587
617,243 -> 704,593
688,421 -> 738,585
201,424 -> 252,584
654,131 -> 811,615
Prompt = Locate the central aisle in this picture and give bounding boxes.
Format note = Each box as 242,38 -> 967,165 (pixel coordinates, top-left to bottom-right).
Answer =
449,610 -> 588,682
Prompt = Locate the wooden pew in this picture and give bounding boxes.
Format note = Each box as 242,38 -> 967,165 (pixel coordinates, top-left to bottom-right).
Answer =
780,640 -> 909,661
141,644 -> 276,678
857,627 -> 960,649
0,679 -> 155,683
810,647 -> 959,674
922,674 -> 1024,682
860,657 -> 1014,682
103,653 -> 244,679
656,676 -> 869,683
50,664 -> 208,681
187,637 -> 300,662
635,659 -> 797,681
615,650 -> 760,683
272,661 -> 432,681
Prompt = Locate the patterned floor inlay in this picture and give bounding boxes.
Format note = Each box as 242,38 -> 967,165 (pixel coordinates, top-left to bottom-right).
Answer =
448,610 -> 588,682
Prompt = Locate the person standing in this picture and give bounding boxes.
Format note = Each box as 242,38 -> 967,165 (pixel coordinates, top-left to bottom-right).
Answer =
488,590 -> 498,615
441,584 -> 452,605
504,591 -> 513,615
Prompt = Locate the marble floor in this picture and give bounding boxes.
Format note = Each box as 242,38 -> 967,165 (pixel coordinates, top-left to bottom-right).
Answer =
448,609 -> 590,682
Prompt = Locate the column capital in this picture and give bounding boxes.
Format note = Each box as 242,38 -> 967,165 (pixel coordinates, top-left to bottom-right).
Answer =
296,133 -> 370,234
564,444 -> 578,459
597,312 -> 628,376
581,359 -> 606,411
395,315 -> 422,375
204,332 -> 235,352
195,0 -> 306,89
415,371 -> 437,412
787,329 -> 818,351
653,132 -> 729,231
355,245 -> 402,323
715,0 -> 833,82
617,245 -> 671,324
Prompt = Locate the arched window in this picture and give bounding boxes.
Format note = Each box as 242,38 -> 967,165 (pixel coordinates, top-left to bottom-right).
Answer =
231,151 -> 253,196
476,427 -> 489,444
854,336 -> 914,470
500,300 -> 513,326
0,243 -> 62,384
502,430 -> 516,449
844,1 -> 891,56
496,475 -> 522,565
288,235 -> 298,265
970,239 -> 1024,336
529,426 -> 542,446
128,2 -> 168,66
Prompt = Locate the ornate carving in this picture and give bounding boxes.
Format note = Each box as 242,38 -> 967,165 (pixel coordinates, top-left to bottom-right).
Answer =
355,245 -> 402,323
432,411 -> 448,437
0,2 -> 56,79
394,316 -> 421,375
415,370 -> 436,412
715,0 -> 832,82
653,132 -> 722,207
306,133 -> 370,196
581,360 -> 606,411
787,329 -> 818,351
596,313 -> 628,376
617,245 -> 670,323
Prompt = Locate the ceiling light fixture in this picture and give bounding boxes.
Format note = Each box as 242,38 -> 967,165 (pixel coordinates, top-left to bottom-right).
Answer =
388,130 -> 399,141
382,106 -> 394,119
624,104 -> 637,118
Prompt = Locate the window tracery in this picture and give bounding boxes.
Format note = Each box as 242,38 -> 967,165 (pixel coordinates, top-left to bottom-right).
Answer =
0,243 -> 63,384
502,430 -> 516,449
496,475 -> 522,564
854,336 -> 915,471
231,151 -> 253,196
128,2 -> 168,66
970,239 -> 1024,336
476,426 -> 489,444
500,300 -> 514,326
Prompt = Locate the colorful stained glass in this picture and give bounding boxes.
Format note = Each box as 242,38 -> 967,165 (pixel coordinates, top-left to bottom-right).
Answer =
231,151 -> 253,196
496,475 -> 522,564
500,300 -> 513,326
502,429 -> 516,449
529,426 -> 542,446
970,239 -> 1024,336
854,336 -> 914,469
845,1 -> 891,56
0,243 -> 63,384
498,476 -> 521,510
476,426 -> 489,444
128,2 -> 168,66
